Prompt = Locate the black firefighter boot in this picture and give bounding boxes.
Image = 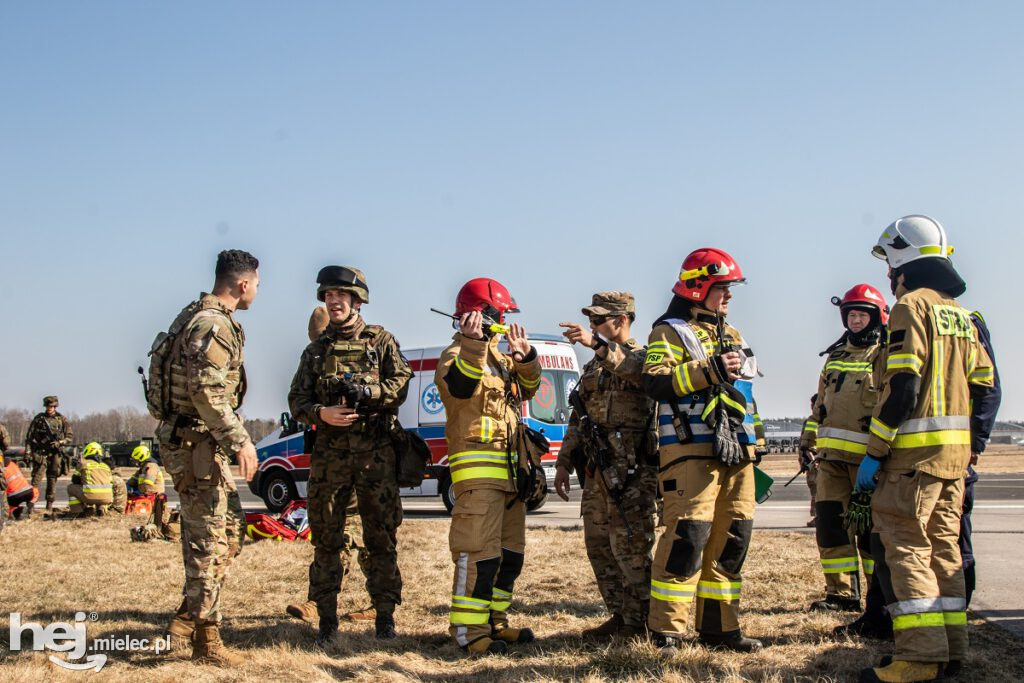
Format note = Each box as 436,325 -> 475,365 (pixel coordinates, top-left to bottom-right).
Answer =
698,630 -> 764,652
375,609 -> 397,640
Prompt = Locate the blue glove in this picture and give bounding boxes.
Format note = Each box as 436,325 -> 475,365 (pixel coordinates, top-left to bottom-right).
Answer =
856,456 -> 883,491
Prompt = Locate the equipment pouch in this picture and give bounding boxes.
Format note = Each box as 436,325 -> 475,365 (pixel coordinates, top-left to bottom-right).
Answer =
191,435 -> 216,484
391,421 -> 431,487
512,424 -> 549,504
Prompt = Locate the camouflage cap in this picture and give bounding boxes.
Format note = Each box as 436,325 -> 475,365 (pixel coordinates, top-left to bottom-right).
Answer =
43,395 -> 59,407
581,291 -> 635,317
316,265 -> 369,304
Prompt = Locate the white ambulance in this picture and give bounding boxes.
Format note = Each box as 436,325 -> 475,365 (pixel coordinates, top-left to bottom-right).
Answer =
249,334 -> 581,513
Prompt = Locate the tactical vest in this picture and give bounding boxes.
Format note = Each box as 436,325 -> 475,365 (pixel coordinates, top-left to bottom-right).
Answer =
315,325 -> 386,408
165,301 -> 246,420
578,354 -> 653,431
815,340 -> 884,464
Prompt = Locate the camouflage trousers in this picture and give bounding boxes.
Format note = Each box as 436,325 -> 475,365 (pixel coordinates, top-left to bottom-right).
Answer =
339,495 -> 372,590
307,441 -> 402,625
162,437 -> 244,626
111,473 -> 127,514
582,464 -> 657,628
30,453 -> 62,504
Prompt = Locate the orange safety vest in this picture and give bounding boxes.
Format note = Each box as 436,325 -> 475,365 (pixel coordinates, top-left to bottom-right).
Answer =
5,460 -> 32,497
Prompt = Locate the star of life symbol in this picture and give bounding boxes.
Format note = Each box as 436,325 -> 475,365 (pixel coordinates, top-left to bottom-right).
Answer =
422,382 -> 444,415
9,611 -> 170,672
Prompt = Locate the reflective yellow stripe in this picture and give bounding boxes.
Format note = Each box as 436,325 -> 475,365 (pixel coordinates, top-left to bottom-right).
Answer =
887,353 -> 924,374
862,558 -> 875,575
452,594 -> 490,610
821,557 -> 859,573
454,356 -> 483,380
816,437 -> 869,455
931,340 -> 945,416
674,363 -> 696,395
648,340 -> 685,358
701,396 -> 718,421
870,417 -> 897,443
824,361 -> 872,373
451,466 -> 508,483
720,393 -> 745,415
491,588 -> 512,612
892,612 -> 945,630
892,430 -> 971,449
480,417 -> 494,443
968,367 -> 993,383
650,580 -> 695,603
943,611 -> 967,626
83,485 -> 112,493
696,580 -> 742,600
450,611 -> 491,625
139,478 -> 156,486
919,245 -> 943,255
518,374 -> 540,390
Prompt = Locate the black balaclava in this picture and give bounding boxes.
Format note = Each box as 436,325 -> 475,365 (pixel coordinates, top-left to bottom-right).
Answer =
654,294 -> 695,327
895,258 -> 967,298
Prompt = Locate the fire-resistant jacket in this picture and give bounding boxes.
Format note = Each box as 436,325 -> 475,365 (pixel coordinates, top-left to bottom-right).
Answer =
557,338 -> 655,472
806,339 -> 886,465
866,288 -> 995,478
798,417 -> 818,450
435,333 -> 542,497
73,458 -> 114,505
642,307 -> 764,461
128,461 -> 166,495
4,460 -> 31,497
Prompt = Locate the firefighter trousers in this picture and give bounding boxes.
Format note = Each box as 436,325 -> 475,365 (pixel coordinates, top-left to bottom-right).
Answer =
649,458 -> 755,637
871,470 -> 966,663
815,460 -> 872,600
448,488 -> 526,647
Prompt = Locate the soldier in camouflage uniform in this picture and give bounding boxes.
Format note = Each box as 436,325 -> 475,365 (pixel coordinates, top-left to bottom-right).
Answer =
0,423 -> 11,531
157,250 -> 261,666
286,305 -> 375,626
288,266 -> 412,645
555,292 -> 658,640
25,395 -> 73,514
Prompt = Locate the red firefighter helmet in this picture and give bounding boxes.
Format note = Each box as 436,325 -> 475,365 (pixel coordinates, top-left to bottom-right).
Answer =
455,278 -> 520,322
831,283 -> 890,326
671,248 -> 746,301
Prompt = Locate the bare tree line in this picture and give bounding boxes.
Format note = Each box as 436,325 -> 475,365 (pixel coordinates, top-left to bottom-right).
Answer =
0,407 -> 279,447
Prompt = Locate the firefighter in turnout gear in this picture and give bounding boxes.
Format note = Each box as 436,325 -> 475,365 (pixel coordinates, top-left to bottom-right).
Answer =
67,442 -> 113,516
798,393 -> 819,527
127,444 -> 166,495
554,291 -> 657,640
288,266 -> 413,646
856,215 -> 995,683
435,278 -> 543,656
642,248 -> 766,653
807,284 -> 889,613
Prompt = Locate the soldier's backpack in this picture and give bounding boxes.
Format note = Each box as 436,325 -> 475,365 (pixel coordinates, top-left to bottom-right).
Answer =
143,300 -> 205,420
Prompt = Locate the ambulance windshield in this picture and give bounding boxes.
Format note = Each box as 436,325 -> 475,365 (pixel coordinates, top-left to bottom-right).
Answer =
529,369 -> 577,425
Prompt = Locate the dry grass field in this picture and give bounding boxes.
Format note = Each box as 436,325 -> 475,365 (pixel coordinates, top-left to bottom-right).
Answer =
2,512 -> 1023,683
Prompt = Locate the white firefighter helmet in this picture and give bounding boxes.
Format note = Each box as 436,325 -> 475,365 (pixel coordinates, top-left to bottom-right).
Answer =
872,214 -> 954,269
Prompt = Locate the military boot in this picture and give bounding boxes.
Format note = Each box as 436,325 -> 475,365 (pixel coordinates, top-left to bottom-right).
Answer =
25,502 -> 33,519
341,605 -> 377,622
166,613 -> 195,654
465,637 -> 508,656
286,600 -> 319,625
375,611 -> 397,639
858,660 -> 942,682
811,595 -> 861,613
191,625 -> 244,667
698,631 -> 764,652
832,615 -> 894,641
315,620 -> 339,649
581,613 -> 624,640
492,624 -> 535,644
46,501 -> 54,512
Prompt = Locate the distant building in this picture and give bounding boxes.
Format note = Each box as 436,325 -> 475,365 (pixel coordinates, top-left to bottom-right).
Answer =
763,419 -> 803,453
989,421 -> 1024,445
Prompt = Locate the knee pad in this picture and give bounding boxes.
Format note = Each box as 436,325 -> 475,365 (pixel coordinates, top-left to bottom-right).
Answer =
471,556 -> 501,602
815,501 -> 850,548
494,548 -> 524,591
718,519 -> 753,575
665,519 -> 712,578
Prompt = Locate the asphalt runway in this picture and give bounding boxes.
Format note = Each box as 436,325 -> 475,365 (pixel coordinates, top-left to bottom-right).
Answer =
43,472 -> 1023,638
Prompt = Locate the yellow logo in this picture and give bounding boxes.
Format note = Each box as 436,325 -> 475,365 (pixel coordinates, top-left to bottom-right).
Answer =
932,305 -> 974,339
645,351 -> 665,364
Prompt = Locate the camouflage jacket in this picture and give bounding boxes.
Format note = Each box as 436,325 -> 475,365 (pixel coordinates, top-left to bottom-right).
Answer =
558,338 -> 655,472
26,412 -> 73,457
288,318 -> 412,451
165,293 -> 251,456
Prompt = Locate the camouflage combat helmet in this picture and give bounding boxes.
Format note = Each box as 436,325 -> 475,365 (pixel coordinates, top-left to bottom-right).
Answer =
316,266 -> 369,304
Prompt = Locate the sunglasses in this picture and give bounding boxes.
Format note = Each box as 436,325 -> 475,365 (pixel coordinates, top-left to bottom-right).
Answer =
589,315 -> 612,325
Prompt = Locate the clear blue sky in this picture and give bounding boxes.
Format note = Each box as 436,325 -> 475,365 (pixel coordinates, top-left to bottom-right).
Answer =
2,2 -> 1020,422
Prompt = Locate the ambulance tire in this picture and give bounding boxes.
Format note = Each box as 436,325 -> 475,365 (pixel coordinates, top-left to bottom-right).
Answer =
439,470 -> 456,513
261,469 -> 297,513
